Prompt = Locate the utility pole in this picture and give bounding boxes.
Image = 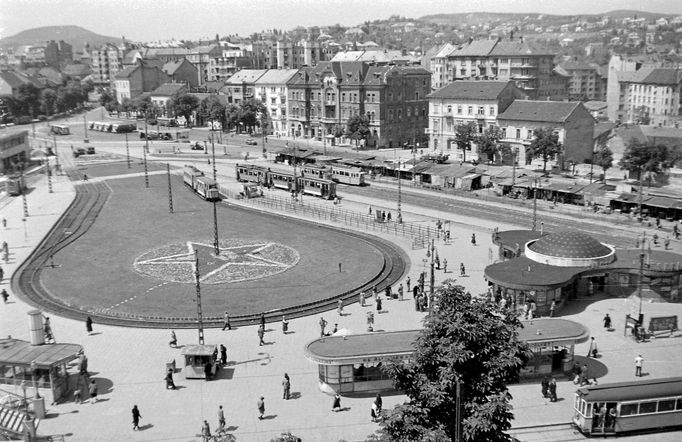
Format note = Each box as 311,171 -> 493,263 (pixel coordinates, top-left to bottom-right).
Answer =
52,134 -> 60,175
21,170 -> 29,217
143,115 -> 149,188
125,133 -> 131,169
194,250 -> 205,345
511,147 -> 517,187
167,163 -> 173,213
637,232 -> 646,320
637,166 -> 643,222
429,238 -> 435,309
213,200 -> 220,256
46,157 -> 53,193
532,177 -> 538,231
83,114 -> 89,144
397,159 -> 402,223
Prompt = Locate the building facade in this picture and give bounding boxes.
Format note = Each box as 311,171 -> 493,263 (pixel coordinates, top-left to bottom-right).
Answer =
555,61 -> 607,101
223,69 -> 267,105
90,44 -> 123,83
187,44 -> 222,85
0,129 -> 30,173
427,80 -> 526,162
254,69 -> 299,136
496,100 -> 595,168
113,61 -> 170,103
619,68 -> 682,127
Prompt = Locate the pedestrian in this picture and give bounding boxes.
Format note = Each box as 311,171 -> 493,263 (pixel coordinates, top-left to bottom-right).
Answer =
132,405 -> 141,430
371,400 -> 379,422
332,393 -> 341,412
260,312 -> 266,329
222,311 -> 231,330
588,337 -> 598,358
580,364 -> 589,386
1,289 -> 8,303
44,317 -> 54,343
443,258 -> 447,273
339,262 -> 342,272
548,377 -> 557,402
1,218 -> 5,228
375,393 -> 382,413
220,344 -> 227,365
541,376 -> 549,398
202,420 -> 211,441
338,299 -> 344,316
282,373 -> 291,400
372,286 -> 378,304
664,236 -> 670,250
78,352 -> 89,377
0,265 -> 3,282
435,255 -> 440,270
406,276 -> 411,293
332,323 -> 338,334
359,291 -> 365,307
376,295 -> 382,312
218,405 -> 226,430
281,315 -> 289,333
86,316 -> 93,335
471,233 -> 476,245
319,317 -> 327,336
460,263 -> 465,276
398,284 -> 404,301
204,361 -> 213,380
635,354 -> 644,376
165,368 -> 176,389
257,396 -> 265,420
549,300 -> 556,317
258,324 -> 265,346
73,387 -> 82,404
366,311 -> 374,332
572,362 -> 581,384
88,379 -> 98,403
169,330 -> 177,347
603,313 -> 612,330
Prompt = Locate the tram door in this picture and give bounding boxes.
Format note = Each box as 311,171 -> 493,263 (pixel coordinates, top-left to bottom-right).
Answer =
591,402 -> 618,435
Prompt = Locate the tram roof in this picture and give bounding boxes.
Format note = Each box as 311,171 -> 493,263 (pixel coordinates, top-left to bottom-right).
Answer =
576,377 -> 682,402
304,330 -> 418,365
0,339 -> 83,369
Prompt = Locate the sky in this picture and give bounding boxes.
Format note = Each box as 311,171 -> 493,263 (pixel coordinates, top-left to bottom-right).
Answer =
1,0 -> 681,42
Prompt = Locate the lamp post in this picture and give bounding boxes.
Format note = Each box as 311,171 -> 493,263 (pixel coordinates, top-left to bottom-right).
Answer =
46,156 -> 53,193
83,114 -> 89,144
30,361 -> 40,399
194,250 -> 205,345
429,238 -> 435,310
52,133 -> 60,175
143,112 -> 150,188
125,132 -> 131,169
397,159 -> 403,224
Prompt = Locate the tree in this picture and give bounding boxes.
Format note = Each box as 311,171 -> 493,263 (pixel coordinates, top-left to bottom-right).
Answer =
376,284 -> 530,442
11,83 -> 41,117
592,144 -> 614,180
99,90 -> 117,113
198,95 -> 226,128
528,127 -> 562,174
619,138 -> 671,182
224,104 -> 240,132
345,114 -> 371,147
454,122 -> 478,163
476,126 -> 502,163
238,98 -> 268,134
170,93 -> 199,127
40,89 -> 58,117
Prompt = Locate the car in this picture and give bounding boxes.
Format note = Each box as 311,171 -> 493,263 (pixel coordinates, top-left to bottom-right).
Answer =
86,146 -> 95,154
73,147 -> 86,157
191,142 -> 204,150
245,138 -> 257,146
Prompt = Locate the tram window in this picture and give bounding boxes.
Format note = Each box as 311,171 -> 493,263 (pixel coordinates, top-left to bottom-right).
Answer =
658,399 -> 675,412
677,398 -> 682,410
639,401 -> 657,414
620,403 -> 639,416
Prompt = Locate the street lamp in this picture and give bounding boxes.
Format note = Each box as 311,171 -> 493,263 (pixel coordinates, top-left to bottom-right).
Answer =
30,361 -> 40,399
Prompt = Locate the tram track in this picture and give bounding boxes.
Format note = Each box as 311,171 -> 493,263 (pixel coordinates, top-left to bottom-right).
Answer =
509,422 -> 585,441
12,175 -> 408,328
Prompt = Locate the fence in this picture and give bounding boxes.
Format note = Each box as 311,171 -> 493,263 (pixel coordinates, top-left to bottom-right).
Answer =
221,188 -> 438,243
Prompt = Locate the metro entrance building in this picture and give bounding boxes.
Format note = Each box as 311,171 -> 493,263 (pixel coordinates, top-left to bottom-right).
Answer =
304,319 -> 589,395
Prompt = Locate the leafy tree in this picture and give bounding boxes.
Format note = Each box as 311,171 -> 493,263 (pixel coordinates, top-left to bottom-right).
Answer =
454,122 -> 478,163
224,104 -> 240,132
376,284 -> 530,442
40,89 -> 58,117
619,138 -> 671,182
345,114 -> 371,147
528,127 -> 562,174
592,144 -> 614,180
170,93 -> 199,127
99,90 -> 117,112
198,95 -> 226,128
476,126 -> 502,163
238,98 -> 268,134
633,105 -> 650,125
11,83 -> 42,116
56,82 -> 87,112
132,95 -> 153,116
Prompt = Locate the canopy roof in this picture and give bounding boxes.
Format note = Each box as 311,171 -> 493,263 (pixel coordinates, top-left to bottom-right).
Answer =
0,339 -> 83,369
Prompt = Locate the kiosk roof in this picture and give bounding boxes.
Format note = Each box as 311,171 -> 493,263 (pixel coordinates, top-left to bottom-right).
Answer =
0,339 -> 83,369
305,330 -> 418,364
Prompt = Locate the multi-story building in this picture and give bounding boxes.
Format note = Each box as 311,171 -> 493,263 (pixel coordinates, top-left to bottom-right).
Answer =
250,40 -> 278,69
427,80 -> 525,161
254,69 -> 299,136
223,69 -> 267,105
429,38 -> 560,99
162,59 -> 198,88
213,42 -> 253,81
286,61 -> 431,148
91,44 -> 123,84
619,67 -> 682,127
496,100 -> 595,168
430,43 -> 457,90
605,54 -> 661,122
0,129 -> 30,173
150,83 -> 188,115
113,61 -> 170,103
187,44 -> 222,85
43,40 -> 73,69
554,60 -> 607,101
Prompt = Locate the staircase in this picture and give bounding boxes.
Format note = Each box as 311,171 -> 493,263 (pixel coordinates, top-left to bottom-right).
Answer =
0,405 -> 27,436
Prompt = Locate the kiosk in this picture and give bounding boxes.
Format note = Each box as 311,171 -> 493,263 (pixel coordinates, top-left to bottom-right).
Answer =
181,344 -> 218,379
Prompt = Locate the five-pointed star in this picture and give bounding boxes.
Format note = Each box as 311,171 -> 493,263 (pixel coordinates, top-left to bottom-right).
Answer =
139,241 -> 288,280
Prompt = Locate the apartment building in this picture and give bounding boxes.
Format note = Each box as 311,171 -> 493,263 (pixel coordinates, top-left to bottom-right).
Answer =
223,69 -> 267,105
554,60 -> 606,101
620,67 -> 682,127
605,54 -> 661,122
187,44 -> 222,85
113,61 -> 170,103
427,80 -> 525,161
254,69 -> 299,136
91,44 -> 123,83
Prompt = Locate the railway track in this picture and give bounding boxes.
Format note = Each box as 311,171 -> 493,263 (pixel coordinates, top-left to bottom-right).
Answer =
12,176 -> 408,328
509,422 -> 585,442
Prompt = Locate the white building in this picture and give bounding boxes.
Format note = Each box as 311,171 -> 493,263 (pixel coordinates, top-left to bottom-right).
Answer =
254,69 -> 299,136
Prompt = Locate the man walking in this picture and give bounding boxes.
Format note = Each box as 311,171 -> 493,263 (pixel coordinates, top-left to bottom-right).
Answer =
1,289 -> 8,304
201,420 -> 211,441
218,405 -> 225,430
319,317 -> 328,336
282,373 -> 291,400
132,405 -> 141,431
257,396 -> 265,420
88,379 -> 98,404
258,324 -> 265,346
222,311 -> 231,330
635,354 -> 644,377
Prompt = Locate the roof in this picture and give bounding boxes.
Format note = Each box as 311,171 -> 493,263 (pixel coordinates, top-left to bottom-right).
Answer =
490,39 -> 553,56
528,231 -> 611,259
583,101 -> 607,112
493,230 -> 545,250
485,255 -> 583,288
254,69 -> 299,85
304,330 -> 418,364
497,100 -> 582,123
558,60 -> 596,71
576,377 -> 682,403
114,65 -> 137,79
224,69 -> 268,84
517,319 -> 590,349
428,80 -> 513,100
621,67 -> 682,85
450,39 -> 497,57
163,60 -> 191,75
151,83 -> 186,97
434,43 -> 457,59
62,64 -> 92,76
0,338 -> 83,369
181,344 -> 217,356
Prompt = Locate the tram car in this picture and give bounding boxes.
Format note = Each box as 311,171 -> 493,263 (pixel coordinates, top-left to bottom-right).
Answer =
235,164 -> 268,186
183,165 -> 220,201
573,377 -> 682,436
301,164 -> 332,180
5,175 -> 26,196
329,165 -> 366,186
298,175 -> 336,199
268,169 -> 296,191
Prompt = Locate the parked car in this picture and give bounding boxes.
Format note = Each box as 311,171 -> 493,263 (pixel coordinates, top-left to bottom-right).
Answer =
191,142 -> 204,150
246,138 -> 257,145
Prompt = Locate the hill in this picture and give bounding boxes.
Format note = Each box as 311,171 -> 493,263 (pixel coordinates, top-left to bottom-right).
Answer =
0,25 -> 120,50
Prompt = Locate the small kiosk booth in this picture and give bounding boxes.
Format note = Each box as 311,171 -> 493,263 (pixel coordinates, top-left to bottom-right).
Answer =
181,344 -> 218,379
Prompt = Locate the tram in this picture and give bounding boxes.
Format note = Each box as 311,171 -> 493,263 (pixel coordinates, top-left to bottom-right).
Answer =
49,124 -> 70,135
329,165 -> 366,186
234,164 -> 337,199
235,164 -> 268,186
5,175 -> 26,196
573,377 -> 682,436
183,165 -> 219,201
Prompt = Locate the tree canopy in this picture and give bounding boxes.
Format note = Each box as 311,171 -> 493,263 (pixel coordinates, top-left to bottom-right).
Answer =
237,98 -> 268,134
198,95 -> 226,128
528,127 -> 562,173
454,122 -> 478,163
375,284 -> 530,442
592,144 -> 614,179
170,93 -> 199,127
476,126 -> 503,163
345,114 -> 371,146
619,138 -> 671,181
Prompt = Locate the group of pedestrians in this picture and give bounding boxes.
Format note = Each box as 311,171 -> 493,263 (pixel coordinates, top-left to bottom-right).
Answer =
541,376 -> 558,402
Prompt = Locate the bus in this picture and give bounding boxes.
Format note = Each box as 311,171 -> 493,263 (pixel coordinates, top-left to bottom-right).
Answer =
573,377 -> 682,436
5,175 -> 26,196
111,122 -> 137,133
50,124 -> 70,135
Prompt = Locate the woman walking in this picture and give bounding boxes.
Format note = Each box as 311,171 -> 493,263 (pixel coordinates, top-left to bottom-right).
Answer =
86,316 -> 93,335
132,405 -> 141,430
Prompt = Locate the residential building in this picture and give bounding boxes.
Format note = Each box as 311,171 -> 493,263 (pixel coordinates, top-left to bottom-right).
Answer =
162,59 -> 198,88
213,43 -> 253,81
62,63 -> 92,81
91,44 -> 123,83
619,67 -> 682,127
554,60 -> 607,101
113,61 -> 171,103
286,61 -> 431,148
223,69 -> 267,105
150,83 -> 188,115
427,80 -> 526,162
430,43 -> 457,90
606,54 -> 661,122
277,39 -> 322,69
0,70 -> 43,97
330,49 -> 419,65
254,69 -> 299,136
0,129 -> 30,173
187,44 -> 222,85
430,37 -> 559,99
251,40 -> 278,69
496,100 -> 595,168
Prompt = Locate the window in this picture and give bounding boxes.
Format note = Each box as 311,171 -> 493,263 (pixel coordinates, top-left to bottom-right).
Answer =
620,403 -> 638,416
676,398 -> 682,410
457,105 -> 462,115
489,106 -> 495,116
478,106 -> 485,116
467,106 -> 473,115
447,105 -> 452,114
639,401 -> 657,414
516,129 -> 521,139
342,93 -> 346,102
658,399 -> 676,412
407,107 -> 412,117
527,129 -> 534,140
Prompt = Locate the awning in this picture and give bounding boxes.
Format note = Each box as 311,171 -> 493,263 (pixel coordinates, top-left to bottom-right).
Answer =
643,196 -> 678,209
0,339 -> 83,369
